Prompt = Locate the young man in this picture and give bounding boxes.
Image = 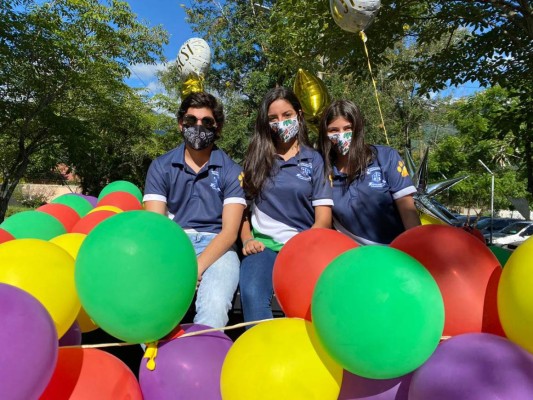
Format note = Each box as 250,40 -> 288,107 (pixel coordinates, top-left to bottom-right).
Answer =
143,92 -> 246,328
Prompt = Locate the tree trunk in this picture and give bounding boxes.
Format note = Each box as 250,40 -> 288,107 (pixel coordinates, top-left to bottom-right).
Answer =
0,154 -> 31,223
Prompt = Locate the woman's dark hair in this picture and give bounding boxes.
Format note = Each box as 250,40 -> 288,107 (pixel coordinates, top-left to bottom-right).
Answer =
177,92 -> 224,138
318,100 -> 374,184
243,87 -> 310,199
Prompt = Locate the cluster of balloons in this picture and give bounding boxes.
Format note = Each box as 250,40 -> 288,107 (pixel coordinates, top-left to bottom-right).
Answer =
252,224 -> 532,399
2,175 -> 533,399
176,37 -> 211,98
0,180 -> 200,399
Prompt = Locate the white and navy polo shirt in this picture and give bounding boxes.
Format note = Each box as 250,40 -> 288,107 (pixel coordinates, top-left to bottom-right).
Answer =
143,144 -> 246,234
332,145 -> 416,245
251,145 -> 333,251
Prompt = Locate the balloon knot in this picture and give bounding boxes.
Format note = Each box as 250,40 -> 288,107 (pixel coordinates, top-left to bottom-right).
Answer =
143,341 -> 159,371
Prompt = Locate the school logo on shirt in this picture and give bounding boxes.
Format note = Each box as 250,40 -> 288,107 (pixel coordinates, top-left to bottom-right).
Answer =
367,167 -> 386,188
238,172 -> 244,187
296,162 -> 312,181
210,170 -> 221,192
397,161 -> 409,177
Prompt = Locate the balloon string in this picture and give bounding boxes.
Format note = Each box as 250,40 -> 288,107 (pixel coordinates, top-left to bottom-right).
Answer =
66,320 -> 452,349
65,319 -> 274,349
359,31 -> 390,145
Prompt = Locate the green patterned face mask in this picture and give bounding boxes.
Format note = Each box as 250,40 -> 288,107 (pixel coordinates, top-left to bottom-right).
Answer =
270,117 -> 299,143
328,131 -> 352,155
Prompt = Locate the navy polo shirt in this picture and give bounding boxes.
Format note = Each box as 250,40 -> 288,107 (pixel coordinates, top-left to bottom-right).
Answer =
143,144 -> 246,234
332,145 -> 416,245
251,145 -> 333,250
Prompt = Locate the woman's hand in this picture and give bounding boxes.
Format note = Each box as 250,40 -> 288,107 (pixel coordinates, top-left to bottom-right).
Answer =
242,238 -> 265,256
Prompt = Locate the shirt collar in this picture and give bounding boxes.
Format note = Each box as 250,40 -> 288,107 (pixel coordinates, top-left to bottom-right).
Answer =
171,143 -> 223,168
276,144 -> 314,166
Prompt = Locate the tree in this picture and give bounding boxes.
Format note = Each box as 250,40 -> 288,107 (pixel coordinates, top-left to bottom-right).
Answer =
0,0 -> 168,221
429,86 -> 529,213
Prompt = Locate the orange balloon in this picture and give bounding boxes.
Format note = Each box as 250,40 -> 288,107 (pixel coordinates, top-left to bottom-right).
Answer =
273,228 -> 358,320
391,225 -> 504,337
97,191 -> 143,211
70,210 -> 117,235
40,348 -> 142,400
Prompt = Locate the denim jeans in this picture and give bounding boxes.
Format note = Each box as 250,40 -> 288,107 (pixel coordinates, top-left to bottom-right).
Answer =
239,248 -> 278,327
187,232 -> 240,329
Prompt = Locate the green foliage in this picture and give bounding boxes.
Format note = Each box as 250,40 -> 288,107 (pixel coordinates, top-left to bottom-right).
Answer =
0,0 -> 168,220
429,86 -> 530,212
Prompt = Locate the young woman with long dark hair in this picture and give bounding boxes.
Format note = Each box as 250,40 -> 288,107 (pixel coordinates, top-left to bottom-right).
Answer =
318,99 -> 420,245
239,87 -> 333,325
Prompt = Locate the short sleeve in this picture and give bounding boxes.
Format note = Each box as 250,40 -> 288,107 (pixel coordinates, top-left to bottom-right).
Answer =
143,159 -> 169,203
222,162 -> 247,206
382,148 -> 416,200
311,153 -> 334,207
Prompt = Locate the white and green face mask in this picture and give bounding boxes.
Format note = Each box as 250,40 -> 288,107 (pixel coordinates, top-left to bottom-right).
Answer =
270,117 -> 299,143
328,131 -> 352,155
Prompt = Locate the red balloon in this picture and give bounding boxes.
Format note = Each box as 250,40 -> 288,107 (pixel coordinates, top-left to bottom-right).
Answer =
391,225 -> 503,337
97,191 -> 143,211
40,348 -> 142,400
273,228 -> 358,320
70,210 -> 117,234
37,203 -> 81,232
0,228 -> 15,244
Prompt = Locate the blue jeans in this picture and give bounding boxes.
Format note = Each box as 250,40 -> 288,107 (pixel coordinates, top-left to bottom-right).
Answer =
239,248 -> 278,327
187,232 -> 240,328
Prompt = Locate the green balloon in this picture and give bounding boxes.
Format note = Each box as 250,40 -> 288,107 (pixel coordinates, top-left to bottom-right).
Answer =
0,210 -> 66,240
51,194 -> 93,217
98,180 -> 143,204
489,245 -> 512,267
75,211 -> 197,343
312,246 -> 444,379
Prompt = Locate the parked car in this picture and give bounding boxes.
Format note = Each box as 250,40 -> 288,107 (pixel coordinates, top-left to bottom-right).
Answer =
501,241 -> 524,251
490,221 -> 533,245
476,217 -> 523,235
452,215 -> 488,227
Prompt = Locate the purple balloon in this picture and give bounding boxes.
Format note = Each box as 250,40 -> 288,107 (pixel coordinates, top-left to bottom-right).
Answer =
410,333 -> 533,400
339,370 -> 412,400
68,193 -> 98,207
139,323 -> 233,400
0,283 -> 58,399
58,320 -> 82,347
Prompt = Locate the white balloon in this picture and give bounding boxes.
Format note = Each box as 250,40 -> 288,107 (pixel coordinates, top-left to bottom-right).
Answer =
176,37 -> 211,78
330,0 -> 381,33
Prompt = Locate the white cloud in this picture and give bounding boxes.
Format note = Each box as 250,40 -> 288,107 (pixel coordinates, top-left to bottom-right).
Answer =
128,62 -> 167,81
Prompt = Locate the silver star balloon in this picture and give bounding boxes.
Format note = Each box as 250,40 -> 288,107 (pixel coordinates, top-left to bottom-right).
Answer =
404,147 -> 468,225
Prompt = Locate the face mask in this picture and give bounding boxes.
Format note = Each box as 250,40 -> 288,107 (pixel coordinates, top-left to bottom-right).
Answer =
183,125 -> 216,150
328,131 -> 352,155
270,117 -> 299,143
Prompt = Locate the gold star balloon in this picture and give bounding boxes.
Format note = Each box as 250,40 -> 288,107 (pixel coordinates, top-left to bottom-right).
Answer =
180,73 -> 205,99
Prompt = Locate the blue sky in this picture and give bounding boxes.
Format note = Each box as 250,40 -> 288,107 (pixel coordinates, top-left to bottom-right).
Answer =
125,0 -> 194,94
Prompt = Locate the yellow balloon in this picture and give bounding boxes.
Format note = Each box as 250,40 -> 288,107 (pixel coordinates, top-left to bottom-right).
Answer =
0,239 -> 80,338
498,236 -> 533,353
419,213 -> 446,225
181,73 -> 205,98
49,233 -> 99,332
293,68 -> 331,119
221,318 -> 343,400
50,233 -> 87,258
88,205 -> 123,214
